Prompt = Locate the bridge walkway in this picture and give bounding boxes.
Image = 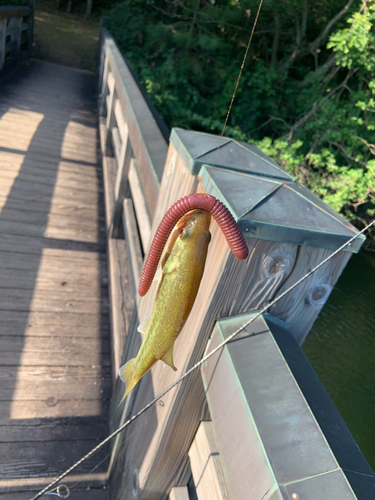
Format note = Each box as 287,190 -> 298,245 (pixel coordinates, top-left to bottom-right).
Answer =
0,60 -> 111,499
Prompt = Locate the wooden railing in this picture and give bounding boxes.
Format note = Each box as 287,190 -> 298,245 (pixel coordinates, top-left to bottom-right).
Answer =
97,27 -> 374,500
0,4 -> 33,70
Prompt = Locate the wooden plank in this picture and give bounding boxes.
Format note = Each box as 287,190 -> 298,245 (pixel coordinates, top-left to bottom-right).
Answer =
0,175 -> 102,197
110,124 -> 133,238
0,297 -> 109,314
0,211 -> 102,235
0,419 -> 108,442
0,366 -> 111,400
0,131 -> 99,157
0,164 -> 101,189
0,400 -> 110,421
0,268 -> 106,288
0,244 -> 106,261
0,198 -> 104,223
188,422 -> 231,500
100,119 -> 135,380
0,233 -> 105,254
103,31 -> 168,217
128,159 -> 151,251
0,324 -> 110,338
0,440 -> 110,478
0,336 -> 111,367
0,472 -> 107,493
269,246 -> 352,344
0,251 -> 107,272
0,288 -> 107,309
0,156 -> 100,175
0,187 -> 102,211
0,60 -> 110,493
123,198 -> 143,296
169,486 -> 190,500
2,488 -> 109,500
0,277 -> 107,295
0,310 -> 107,328
0,220 -> 105,243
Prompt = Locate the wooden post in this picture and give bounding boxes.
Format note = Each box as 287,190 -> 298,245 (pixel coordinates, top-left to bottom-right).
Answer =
188,421 -> 231,500
0,19 -> 6,70
99,54 -> 109,116
109,123 -> 133,238
108,128 -> 365,500
9,16 -> 22,59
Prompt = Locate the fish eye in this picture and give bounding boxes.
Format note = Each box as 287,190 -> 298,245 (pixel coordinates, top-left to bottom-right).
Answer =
180,228 -> 189,239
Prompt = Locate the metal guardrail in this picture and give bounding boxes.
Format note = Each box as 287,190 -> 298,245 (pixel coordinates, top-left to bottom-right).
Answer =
0,5 -> 33,70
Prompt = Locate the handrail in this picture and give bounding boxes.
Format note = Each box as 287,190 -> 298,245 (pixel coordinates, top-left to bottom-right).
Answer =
0,4 -> 33,70
0,6 -> 31,19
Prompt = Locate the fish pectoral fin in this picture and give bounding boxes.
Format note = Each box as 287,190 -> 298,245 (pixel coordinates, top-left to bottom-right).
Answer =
137,317 -> 151,338
160,345 -> 177,371
119,358 -> 137,403
162,254 -> 181,275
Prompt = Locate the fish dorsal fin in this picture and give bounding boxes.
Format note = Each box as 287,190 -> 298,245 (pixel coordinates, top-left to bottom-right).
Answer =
160,344 -> 177,371
137,317 -> 151,338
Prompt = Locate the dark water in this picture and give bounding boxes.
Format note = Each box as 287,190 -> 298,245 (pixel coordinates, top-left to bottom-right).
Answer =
303,249 -> 375,470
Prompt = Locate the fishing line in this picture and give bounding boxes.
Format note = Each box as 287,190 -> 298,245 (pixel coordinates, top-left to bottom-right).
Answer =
30,218 -> 374,500
207,0 -> 263,182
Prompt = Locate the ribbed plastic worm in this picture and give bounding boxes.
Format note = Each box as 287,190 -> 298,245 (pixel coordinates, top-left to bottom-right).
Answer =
138,193 -> 248,297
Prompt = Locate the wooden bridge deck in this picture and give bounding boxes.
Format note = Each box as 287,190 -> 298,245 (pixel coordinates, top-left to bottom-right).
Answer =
0,61 -> 111,499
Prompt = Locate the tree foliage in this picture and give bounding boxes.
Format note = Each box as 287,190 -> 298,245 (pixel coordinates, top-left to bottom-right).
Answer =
104,0 -> 375,236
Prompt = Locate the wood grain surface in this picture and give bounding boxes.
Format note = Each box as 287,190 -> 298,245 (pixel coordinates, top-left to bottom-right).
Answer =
0,60 -> 111,493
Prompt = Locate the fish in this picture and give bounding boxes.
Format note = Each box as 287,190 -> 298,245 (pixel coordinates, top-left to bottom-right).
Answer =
119,209 -> 212,399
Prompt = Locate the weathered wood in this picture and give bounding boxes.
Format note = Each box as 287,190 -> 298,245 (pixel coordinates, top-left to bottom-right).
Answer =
0,250 -> 107,271
3,489 -> 108,500
0,366 -> 111,400
169,486 -> 190,500
0,19 -> 6,69
0,60 -> 110,493
0,472 -> 108,493
0,310 -> 106,327
110,123 -> 133,238
128,159 -> 152,251
100,120 -> 135,380
0,400 -> 110,421
0,6 -> 31,20
0,440 -> 109,478
111,132 -> 356,500
0,233 -> 105,254
0,219 -> 105,242
123,198 -> 143,296
0,418 -> 108,442
0,336 -> 111,366
188,421 -> 231,500
269,246 -> 352,344
100,29 -> 168,218
0,165 -> 101,191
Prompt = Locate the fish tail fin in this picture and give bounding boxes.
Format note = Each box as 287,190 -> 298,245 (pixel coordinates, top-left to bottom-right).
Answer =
119,358 -> 137,403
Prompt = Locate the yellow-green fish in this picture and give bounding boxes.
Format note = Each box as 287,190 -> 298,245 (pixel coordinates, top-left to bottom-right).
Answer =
119,209 -> 211,400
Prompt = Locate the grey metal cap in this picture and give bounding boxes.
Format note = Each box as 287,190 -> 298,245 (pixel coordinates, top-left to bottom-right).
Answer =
200,165 -> 365,253
201,312 -> 373,499
170,127 -> 294,180
170,127 -> 364,252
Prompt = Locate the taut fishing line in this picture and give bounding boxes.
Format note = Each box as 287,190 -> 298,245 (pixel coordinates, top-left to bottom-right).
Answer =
207,0 -> 264,182
30,218 -> 374,500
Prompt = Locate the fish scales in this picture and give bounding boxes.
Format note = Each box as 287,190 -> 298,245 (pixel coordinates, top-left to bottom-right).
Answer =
119,210 -> 212,400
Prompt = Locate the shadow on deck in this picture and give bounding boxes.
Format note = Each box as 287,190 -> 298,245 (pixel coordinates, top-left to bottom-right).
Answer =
0,60 -> 111,499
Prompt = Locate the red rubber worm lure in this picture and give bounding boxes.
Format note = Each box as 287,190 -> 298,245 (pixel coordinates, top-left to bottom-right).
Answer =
138,193 -> 249,297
